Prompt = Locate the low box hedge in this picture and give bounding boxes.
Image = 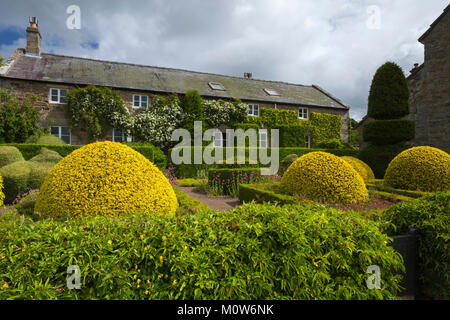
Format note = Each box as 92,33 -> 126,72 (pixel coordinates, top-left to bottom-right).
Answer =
366,181 -> 430,199
0,143 -> 167,168
238,183 -> 296,205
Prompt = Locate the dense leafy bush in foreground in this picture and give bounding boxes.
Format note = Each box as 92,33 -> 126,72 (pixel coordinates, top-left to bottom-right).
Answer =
383,191 -> 450,299
0,202 -> 403,300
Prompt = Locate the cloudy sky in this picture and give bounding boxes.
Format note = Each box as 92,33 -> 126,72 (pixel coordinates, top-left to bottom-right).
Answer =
0,0 -> 447,120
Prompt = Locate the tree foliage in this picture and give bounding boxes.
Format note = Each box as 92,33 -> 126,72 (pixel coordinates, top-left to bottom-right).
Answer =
0,89 -> 40,143
367,62 -> 410,119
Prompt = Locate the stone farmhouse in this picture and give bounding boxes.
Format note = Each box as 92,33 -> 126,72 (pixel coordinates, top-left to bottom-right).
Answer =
0,18 -> 350,146
357,4 -> 450,149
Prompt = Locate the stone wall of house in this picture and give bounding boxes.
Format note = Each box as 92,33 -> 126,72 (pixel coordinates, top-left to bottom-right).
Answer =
407,10 -> 450,149
0,78 -> 349,145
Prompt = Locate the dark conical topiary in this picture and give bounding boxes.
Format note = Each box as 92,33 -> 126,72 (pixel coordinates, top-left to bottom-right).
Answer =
367,62 -> 410,120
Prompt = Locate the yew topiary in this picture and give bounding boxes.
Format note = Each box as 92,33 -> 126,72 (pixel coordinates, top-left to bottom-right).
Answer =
367,62 -> 410,120
280,152 -> 368,204
384,146 -> 450,192
341,156 -> 375,182
35,141 -> 178,218
0,146 -> 24,168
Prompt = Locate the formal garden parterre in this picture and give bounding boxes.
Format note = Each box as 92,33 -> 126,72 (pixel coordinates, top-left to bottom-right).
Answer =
0,61 -> 449,300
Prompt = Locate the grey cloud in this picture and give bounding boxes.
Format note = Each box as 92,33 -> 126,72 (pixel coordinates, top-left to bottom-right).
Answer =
0,0 -> 448,120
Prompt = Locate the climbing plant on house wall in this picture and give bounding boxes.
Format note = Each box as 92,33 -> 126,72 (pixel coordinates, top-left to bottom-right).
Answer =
66,86 -> 131,141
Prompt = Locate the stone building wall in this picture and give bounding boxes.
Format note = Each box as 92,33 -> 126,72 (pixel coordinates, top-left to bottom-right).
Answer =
407,8 -> 450,149
0,78 -> 349,145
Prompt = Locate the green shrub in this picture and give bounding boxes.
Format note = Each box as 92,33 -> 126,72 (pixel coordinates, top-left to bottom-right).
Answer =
0,161 -> 31,203
232,122 -> 260,131
238,183 -> 296,205
277,125 -> 307,147
26,134 -> 66,145
280,152 -> 368,205
358,144 -> 409,179
29,148 -> 63,164
176,178 -> 206,187
317,138 -> 345,149
384,146 -> 450,192
207,168 -> 265,196
180,90 -> 204,133
123,142 -> 166,168
382,191 -> 450,299
0,89 -> 40,143
0,146 -> 24,167
341,156 -> 375,182
28,162 -> 55,190
0,202 -> 404,299
363,120 -> 415,145
367,62 -> 410,120
173,187 -> 210,216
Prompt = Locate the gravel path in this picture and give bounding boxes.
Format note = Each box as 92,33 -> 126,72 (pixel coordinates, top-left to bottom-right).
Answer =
177,186 -> 241,212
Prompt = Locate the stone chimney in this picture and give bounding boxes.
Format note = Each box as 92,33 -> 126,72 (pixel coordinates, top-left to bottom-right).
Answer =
244,72 -> 252,79
26,17 -> 41,56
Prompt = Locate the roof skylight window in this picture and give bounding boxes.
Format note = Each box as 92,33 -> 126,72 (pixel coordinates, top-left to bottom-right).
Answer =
208,82 -> 226,91
264,88 -> 281,96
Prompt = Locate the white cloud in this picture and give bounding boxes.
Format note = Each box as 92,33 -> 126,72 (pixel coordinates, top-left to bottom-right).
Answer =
0,0 -> 448,121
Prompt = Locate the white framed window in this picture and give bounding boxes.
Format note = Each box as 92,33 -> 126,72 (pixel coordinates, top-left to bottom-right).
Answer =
248,104 -> 259,117
49,88 -> 67,104
208,82 -> 226,91
113,128 -> 132,142
133,95 -> 149,108
259,130 -> 268,148
50,126 -> 71,144
298,107 -> 309,120
306,134 -> 311,148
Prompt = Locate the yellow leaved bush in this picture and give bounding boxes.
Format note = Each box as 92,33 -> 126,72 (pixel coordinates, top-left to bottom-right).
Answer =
384,146 -> 450,192
35,141 -> 177,218
280,152 -> 368,204
341,156 -> 375,182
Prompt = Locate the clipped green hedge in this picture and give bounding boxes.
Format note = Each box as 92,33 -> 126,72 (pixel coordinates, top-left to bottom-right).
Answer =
358,144 -> 409,179
0,143 -> 166,168
383,191 -> 450,299
0,161 -> 32,203
277,125 -> 307,147
367,62 -> 410,120
0,202 -> 404,299
238,183 -> 296,205
363,120 -> 415,145
0,146 -> 24,168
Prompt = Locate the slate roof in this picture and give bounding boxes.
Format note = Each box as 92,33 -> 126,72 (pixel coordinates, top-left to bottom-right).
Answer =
0,49 -> 349,110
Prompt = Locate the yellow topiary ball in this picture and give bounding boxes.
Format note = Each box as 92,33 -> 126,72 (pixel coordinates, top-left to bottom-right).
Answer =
280,152 -> 368,204
35,141 -> 177,218
384,146 -> 450,192
341,156 -> 375,182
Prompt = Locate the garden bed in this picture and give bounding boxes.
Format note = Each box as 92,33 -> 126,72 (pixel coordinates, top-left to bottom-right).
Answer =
238,182 -> 412,211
